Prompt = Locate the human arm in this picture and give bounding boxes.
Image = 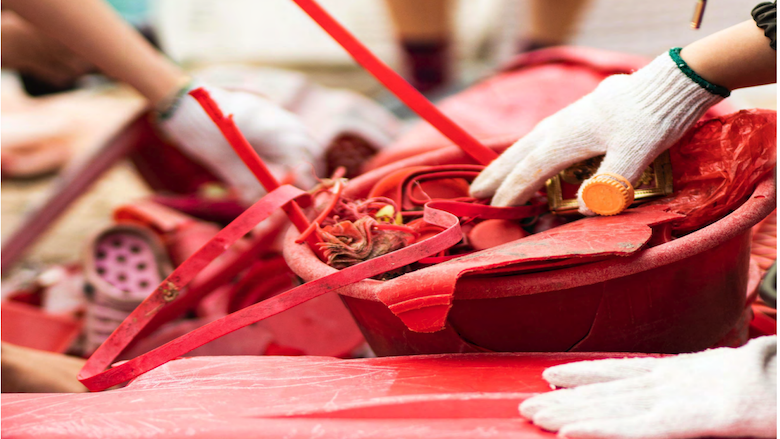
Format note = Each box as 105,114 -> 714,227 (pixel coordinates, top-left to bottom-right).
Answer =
470,18 -> 777,213
1,11 -> 93,87
683,19 -> 776,90
1,342 -> 88,393
3,0 -> 186,105
4,0 -> 323,201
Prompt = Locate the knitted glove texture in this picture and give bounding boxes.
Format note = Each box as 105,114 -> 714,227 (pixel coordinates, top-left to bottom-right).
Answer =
470,50 -> 724,215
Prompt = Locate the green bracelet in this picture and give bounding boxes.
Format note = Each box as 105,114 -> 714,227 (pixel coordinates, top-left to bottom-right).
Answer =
669,47 -> 730,98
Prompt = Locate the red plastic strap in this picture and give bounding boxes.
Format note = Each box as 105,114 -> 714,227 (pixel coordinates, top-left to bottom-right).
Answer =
426,200 -> 548,220
79,185 -> 307,389
289,0 -> 498,166
401,166 -> 549,219
79,189 -> 462,391
187,88 -> 323,259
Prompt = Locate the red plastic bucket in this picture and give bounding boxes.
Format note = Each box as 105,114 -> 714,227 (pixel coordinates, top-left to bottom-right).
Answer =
284,141 -> 776,355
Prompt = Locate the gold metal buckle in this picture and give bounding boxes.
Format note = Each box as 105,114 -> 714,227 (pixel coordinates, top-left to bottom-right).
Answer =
546,151 -> 673,215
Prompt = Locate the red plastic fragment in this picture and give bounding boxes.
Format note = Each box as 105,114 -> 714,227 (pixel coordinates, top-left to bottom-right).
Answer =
1,301 -> 82,353
369,209 -> 682,333
79,189 -> 462,391
647,109 -> 777,232
468,219 -> 529,251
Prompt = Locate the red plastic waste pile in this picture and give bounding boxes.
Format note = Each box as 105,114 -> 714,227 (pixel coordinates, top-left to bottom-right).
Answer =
285,103 -> 777,355
277,47 -> 775,358
4,352 -> 664,439
65,48 -> 773,391
2,43 -> 774,395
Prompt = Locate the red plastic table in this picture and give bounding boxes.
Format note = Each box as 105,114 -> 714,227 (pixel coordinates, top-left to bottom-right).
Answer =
2,352 -> 670,439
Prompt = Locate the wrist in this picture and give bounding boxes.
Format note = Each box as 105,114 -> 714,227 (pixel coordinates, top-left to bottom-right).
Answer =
668,47 -> 730,98
153,77 -> 195,122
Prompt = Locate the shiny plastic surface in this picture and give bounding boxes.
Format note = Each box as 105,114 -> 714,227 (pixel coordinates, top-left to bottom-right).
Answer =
4,352 -> 661,439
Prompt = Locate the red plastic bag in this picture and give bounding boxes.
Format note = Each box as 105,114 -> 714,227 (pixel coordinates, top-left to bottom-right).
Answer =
649,109 -> 776,232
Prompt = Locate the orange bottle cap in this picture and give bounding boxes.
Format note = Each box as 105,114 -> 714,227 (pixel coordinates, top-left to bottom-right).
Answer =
581,173 -> 635,216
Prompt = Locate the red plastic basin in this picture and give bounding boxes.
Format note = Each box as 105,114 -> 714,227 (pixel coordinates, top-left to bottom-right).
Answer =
284,143 -> 776,356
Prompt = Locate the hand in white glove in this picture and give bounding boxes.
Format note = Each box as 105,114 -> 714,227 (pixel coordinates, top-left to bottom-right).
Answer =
520,336 -> 778,439
470,48 -> 728,215
157,83 -> 324,203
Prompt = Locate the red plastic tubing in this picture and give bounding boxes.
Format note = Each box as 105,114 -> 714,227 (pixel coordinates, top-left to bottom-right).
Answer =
290,0 -> 498,166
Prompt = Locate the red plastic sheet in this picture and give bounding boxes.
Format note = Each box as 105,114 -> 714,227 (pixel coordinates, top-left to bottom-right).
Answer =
649,109 -> 777,232
5,352 -> 665,439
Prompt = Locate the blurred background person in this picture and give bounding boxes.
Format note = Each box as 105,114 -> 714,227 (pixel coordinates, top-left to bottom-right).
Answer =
1,10 -> 94,96
385,0 -> 592,92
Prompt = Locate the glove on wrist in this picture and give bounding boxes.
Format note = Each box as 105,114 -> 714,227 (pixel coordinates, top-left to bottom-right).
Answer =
157,83 -> 323,203
520,336 -> 778,438
470,48 -> 727,215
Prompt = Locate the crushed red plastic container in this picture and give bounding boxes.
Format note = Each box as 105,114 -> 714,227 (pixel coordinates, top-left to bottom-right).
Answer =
284,121 -> 776,355
282,48 -> 772,356
1,301 -> 82,353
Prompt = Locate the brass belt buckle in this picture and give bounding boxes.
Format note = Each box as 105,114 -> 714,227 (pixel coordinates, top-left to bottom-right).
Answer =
545,151 -> 674,215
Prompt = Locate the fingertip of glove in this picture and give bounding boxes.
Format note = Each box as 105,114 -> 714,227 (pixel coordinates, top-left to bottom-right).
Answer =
518,398 -> 542,419
489,192 -> 516,208
468,178 -> 497,201
542,366 -> 582,388
574,186 -> 596,217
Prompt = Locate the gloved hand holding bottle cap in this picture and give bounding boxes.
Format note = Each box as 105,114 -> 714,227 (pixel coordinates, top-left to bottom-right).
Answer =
470,48 -> 728,216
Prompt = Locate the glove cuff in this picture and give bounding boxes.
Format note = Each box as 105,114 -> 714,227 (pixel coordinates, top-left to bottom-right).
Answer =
667,47 -> 730,98
154,78 -> 196,122
610,49 -> 726,137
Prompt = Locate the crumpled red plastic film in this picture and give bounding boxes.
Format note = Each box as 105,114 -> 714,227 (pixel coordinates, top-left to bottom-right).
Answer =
648,109 -> 777,233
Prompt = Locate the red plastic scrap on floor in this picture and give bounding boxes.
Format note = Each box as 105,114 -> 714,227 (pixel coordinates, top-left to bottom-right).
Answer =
4,352 -> 670,439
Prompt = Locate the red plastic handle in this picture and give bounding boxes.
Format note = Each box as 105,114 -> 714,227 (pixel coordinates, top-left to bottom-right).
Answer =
289,0 -> 498,166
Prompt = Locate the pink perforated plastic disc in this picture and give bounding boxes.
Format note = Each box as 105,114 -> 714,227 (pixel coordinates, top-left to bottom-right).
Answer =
93,232 -> 162,301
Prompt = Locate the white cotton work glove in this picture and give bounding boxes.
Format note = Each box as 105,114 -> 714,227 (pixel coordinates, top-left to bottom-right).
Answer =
519,336 -> 778,439
470,48 -> 728,215
157,83 -> 324,204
